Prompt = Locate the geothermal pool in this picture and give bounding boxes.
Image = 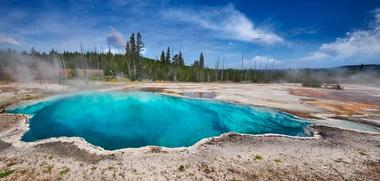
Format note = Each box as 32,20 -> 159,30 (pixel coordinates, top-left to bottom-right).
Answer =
8,92 -> 310,150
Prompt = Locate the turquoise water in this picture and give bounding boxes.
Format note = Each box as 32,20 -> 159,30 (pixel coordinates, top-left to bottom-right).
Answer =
7,92 -> 310,150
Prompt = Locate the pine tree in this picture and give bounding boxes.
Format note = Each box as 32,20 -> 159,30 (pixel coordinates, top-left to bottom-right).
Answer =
165,47 -> 171,64
178,51 -> 184,66
199,52 -> 204,69
136,33 -> 144,56
125,42 -> 131,78
193,60 -> 199,67
160,50 -> 166,63
136,32 -> 144,80
172,54 -> 179,64
104,45 -> 114,76
129,33 -> 136,80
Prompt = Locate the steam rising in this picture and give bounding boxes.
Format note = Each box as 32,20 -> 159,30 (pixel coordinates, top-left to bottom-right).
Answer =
284,66 -> 380,86
0,52 -> 63,82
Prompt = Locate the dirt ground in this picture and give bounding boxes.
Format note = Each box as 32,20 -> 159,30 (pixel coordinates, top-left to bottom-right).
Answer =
0,82 -> 379,180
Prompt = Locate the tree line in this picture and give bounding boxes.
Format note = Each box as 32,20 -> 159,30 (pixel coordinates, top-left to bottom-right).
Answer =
100,32 -> 277,82
2,32 -> 377,84
0,47 -> 284,83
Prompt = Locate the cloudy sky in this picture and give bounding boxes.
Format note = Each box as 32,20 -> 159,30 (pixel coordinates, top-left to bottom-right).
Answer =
1,0 -> 380,68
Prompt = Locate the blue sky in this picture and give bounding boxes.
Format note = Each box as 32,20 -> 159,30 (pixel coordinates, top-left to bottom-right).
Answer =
1,0 -> 380,68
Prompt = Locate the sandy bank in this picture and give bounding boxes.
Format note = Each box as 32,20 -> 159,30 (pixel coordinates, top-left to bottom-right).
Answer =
0,114 -> 379,180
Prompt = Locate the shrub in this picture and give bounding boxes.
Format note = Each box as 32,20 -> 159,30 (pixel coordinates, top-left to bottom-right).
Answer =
254,155 -> 263,160
178,165 -> 185,172
59,167 -> 70,176
301,78 -> 322,87
0,169 -> 15,179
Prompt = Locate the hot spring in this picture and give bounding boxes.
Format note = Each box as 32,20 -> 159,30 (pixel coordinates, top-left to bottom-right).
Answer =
7,91 -> 311,150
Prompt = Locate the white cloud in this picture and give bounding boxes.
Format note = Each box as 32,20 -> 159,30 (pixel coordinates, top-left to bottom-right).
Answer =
0,34 -> 21,45
224,55 -> 281,69
163,5 -> 283,44
303,9 -> 380,61
102,47 -> 123,54
246,56 -> 281,69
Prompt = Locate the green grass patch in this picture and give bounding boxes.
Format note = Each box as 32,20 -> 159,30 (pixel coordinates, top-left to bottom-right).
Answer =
254,154 -> 263,160
59,167 -> 70,176
0,169 -> 15,179
43,165 -> 53,174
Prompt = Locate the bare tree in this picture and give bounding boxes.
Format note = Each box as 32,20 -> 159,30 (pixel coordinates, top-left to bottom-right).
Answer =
221,56 -> 225,81
240,51 -> 244,81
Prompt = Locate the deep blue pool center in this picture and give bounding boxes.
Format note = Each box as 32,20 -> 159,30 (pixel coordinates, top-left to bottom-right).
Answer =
7,91 -> 310,150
